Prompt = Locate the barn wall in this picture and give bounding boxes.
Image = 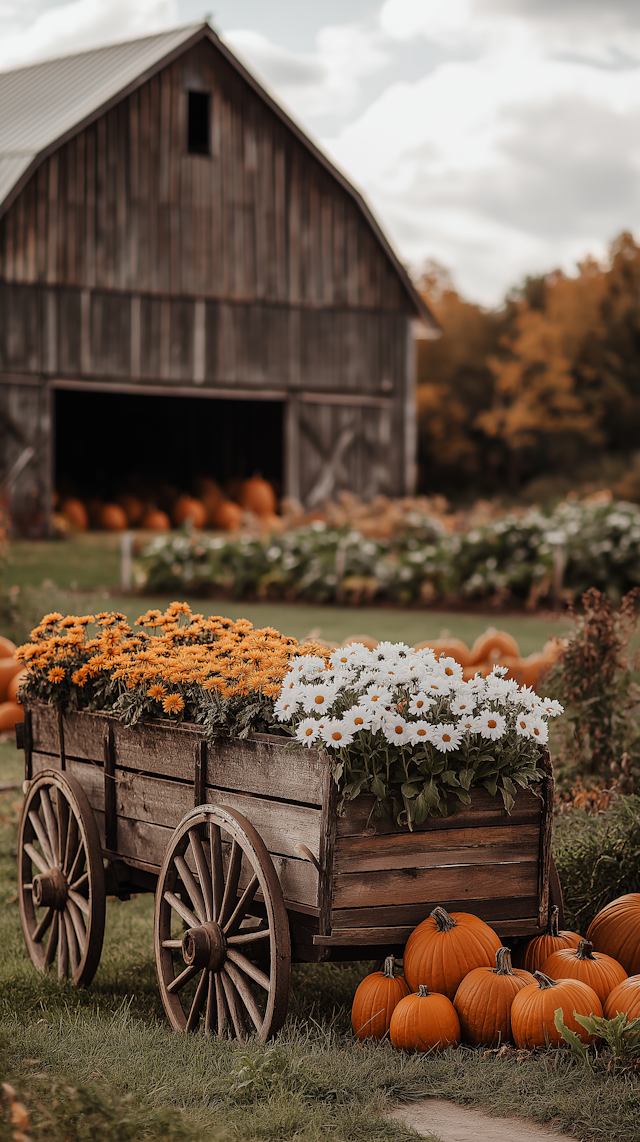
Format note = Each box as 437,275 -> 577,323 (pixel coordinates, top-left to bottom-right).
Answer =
0,379 -> 51,534
0,41 -> 411,316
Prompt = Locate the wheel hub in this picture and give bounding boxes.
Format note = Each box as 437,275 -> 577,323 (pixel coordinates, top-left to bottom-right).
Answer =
182,921 -> 227,972
32,867 -> 68,910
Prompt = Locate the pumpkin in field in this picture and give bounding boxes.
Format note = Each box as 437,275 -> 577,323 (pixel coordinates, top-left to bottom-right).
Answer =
240,477 -> 276,517
510,971 -> 602,1050
404,906 -> 502,999
213,501 -> 243,531
195,478 -> 224,526
0,700 -> 23,732
587,894 -> 640,976
61,498 -> 88,531
604,975 -> 640,1020
7,669 -> 27,704
100,503 -> 128,531
141,509 -> 170,531
512,906 -> 581,972
470,629 -> 520,664
351,956 -> 410,1040
453,946 -> 535,1046
0,659 -> 21,702
0,636 -> 16,659
390,985 -> 461,1052
173,496 -> 207,529
541,939 -> 627,1005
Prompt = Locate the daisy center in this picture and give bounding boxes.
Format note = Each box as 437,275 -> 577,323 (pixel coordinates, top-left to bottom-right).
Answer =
442,733 -> 451,742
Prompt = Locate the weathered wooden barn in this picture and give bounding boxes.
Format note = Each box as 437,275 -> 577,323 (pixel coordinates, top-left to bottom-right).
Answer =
0,22 -> 436,533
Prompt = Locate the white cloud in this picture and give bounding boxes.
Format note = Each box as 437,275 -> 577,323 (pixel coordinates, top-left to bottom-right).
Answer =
0,0 -> 177,71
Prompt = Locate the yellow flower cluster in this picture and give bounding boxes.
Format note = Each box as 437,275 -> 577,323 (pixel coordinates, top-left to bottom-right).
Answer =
18,603 -> 329,717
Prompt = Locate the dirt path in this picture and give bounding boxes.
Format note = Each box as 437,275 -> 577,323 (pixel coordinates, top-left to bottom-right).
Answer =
388,1099 -> 580,1142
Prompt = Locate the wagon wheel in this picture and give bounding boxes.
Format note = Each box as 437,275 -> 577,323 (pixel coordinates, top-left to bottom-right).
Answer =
155,804 -> 291,1043
18,769 -> 106,985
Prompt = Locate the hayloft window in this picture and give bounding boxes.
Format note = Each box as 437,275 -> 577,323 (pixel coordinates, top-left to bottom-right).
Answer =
187,91 -> 210,154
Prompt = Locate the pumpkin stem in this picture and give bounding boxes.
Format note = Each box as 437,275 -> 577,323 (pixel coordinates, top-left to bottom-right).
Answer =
494,947 -> 515,975
534,970 -> 558,989
383,956 -> 396,978
430,906 -> 456,932
547,905 -> 559,938
417,985 -> 431,997
575,939 -> 596,961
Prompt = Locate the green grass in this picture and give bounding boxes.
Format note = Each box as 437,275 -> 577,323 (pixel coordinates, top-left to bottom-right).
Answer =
4,535 -> 568,652
2,738 -> 640,1141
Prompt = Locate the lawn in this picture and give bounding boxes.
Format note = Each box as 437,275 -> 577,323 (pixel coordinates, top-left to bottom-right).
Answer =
4,534 -> 567,653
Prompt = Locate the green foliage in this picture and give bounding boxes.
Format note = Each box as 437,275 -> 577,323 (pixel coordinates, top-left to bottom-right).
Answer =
552,794 -> 640,930
554,1008 -> 640,1070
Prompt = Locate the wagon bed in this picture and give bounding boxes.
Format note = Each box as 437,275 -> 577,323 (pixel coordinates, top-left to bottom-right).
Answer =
17,700 -> 557,1040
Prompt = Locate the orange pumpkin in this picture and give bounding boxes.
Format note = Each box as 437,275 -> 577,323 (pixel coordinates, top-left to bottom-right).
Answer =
512,906 -> 582,973
61,497 -> 88,531
100,503 -> 128,531
0,700 -> 24,732
604,974 -> 640,1020
541,939 -> 627,1005
0,636 -> 16,659
351,956 -> 410,1041
413,638 -> 473,669
240,477 -> 276,517
0,659 -> 21,702
404,906 -> 502,1000
453,946 -> 535,1047
510,970 -> 602,1050
470,629 -> 520,665
587,894 -> 640,975
7,669 -> 27,704
142,509 -> 170,531
343,635 -> 379,651
213,501 -> 243,531
118,495 -> 144,525
173,496 -> 207,529
389,985 -> 461,1052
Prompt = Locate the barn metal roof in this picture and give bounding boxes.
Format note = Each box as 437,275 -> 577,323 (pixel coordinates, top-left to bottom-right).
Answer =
0,23 -> 437,328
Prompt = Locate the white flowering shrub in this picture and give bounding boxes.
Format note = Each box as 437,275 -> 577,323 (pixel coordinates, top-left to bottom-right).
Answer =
274,642 -> 563,828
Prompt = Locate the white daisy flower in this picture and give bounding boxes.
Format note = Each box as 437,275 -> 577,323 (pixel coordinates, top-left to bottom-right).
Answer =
515,713 -> 535,738
273,695 -> 299,721
485,673 -> 518,701
295,717 -> 323,746
436,656 -> 464,681
472,711 -> 507,740
540,698 -> 564,717
423,677 -> 453,697
351,708 -> 374,732
408,692 -> 434,715
430,724 -> 463,752
529,716 -> 549,744
407,721 -> 432,746
465,675 -> 487,695
329,647 -> 361,672
413,647 -> 438,667
381,713 -> 412,745
450,695 -> 477,717
297,655 -> 326,679
360,684 -> 394,711
320,719 -> 355,748
301,683 -> 339,714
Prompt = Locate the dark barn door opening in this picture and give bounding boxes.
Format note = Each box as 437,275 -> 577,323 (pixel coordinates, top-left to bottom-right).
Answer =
54,388 -> 283,508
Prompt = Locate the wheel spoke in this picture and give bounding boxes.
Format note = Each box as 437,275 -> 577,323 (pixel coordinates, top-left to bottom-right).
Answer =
63,910 -> 80,975
44,912 -> 59,969
209,822 -> 224,922
40,789 -> 59,864
24,841 -> 49,876
55,790 -> 70,867
58,915 -> 69,979
205,973 -> 216,1036
66,899 -> 87,953
162,939 -> 183,949
224,959 -> 263,1032
67,840 -> 86,889
226,948 -> 270,990
164,890 -> 199,930
63,813 -> 78,876
174,856 -> 206,924
218,840 -> 242,928
220,969 -> 247,1042
32,907 -> 53,944
224,875 -> 259,937
166,963 -> 199,995
28,811 -> 54,868
69,870 -> 88,893
226,926 -> 271,946
185,968 -> 209,1032
189,829 -> 213,922
68,890 -> 89,917
215,972 -> 228,1038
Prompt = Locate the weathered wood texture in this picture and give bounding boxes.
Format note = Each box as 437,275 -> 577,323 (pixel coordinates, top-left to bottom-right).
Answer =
26,702 -> 552,946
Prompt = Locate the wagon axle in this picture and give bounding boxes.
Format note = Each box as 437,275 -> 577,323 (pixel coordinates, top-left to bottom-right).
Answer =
32,867 -> 68,910
182,921 -> 227,974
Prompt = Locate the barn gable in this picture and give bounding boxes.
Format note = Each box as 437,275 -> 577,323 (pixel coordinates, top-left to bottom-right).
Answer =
0,24 -> 437,534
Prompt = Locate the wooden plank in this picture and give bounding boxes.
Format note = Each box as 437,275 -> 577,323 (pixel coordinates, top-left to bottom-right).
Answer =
314,918 -> 545,946
334,824 -> 541,873
331,895 -> 540,930
335,788 -> 542,837
332,860 -> 539,910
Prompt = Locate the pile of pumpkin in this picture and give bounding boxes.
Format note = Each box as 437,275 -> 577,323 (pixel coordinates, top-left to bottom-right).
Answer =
0,635 -> 25,733
56,476 -> 279,534
351,896 -> 640,1053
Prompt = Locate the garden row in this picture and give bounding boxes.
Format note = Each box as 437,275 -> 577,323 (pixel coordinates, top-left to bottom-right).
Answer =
134,495 -> 640,606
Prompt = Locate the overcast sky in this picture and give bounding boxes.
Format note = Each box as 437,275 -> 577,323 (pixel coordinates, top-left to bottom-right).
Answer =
2,0 -> 640,304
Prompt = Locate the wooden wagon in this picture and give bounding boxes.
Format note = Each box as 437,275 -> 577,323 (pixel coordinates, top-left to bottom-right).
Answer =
16,700 -> 561,1041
